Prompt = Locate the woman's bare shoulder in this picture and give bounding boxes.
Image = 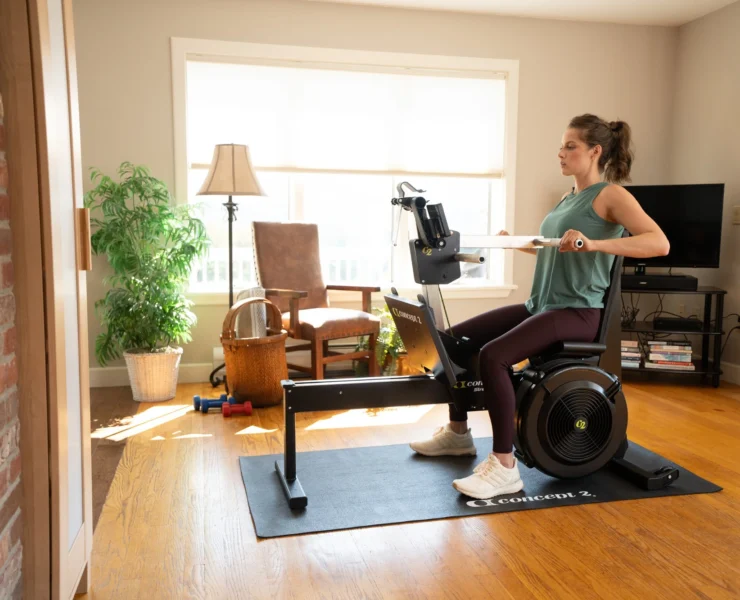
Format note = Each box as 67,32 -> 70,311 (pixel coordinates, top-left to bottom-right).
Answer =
602,184 -> 633,201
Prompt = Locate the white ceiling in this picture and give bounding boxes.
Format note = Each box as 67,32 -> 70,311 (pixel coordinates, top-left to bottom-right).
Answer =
304,0 -> 737,26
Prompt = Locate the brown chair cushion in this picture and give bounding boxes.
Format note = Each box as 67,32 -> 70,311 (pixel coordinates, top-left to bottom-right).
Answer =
282,308 -> 380,340
252,221 -> 329,313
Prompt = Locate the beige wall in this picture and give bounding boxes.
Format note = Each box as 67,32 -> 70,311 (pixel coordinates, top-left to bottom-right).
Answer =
670,0 -> 740,375
73,0 -> 678,377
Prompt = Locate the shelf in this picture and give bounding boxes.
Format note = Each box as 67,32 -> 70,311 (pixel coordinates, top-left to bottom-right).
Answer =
622,359 -> 721,377
621,321 -> 723,336
619,285 -> 724,386
621,286 -> 727,295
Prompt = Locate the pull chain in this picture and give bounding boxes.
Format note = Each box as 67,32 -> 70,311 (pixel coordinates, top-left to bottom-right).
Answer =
439,285 -> 454,337
392,205 -> 403,247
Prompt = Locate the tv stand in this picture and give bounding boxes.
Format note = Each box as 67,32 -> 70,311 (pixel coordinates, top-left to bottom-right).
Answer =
621,273 -> 698,291
620,286 -> 726,387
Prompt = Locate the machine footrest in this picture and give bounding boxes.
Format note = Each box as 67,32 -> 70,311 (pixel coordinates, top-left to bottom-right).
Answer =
609,456 -> 679,490
275,460 -> 308,509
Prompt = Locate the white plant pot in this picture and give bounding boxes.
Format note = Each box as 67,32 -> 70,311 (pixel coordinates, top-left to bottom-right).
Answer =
123,347 -> 183,402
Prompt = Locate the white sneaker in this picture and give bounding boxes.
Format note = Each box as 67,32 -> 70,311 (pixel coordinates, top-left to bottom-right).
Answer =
409,424 -> 477,457
452,453 -> 524,500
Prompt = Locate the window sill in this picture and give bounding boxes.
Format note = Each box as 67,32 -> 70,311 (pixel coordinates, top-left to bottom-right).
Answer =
186,284 -> 518,306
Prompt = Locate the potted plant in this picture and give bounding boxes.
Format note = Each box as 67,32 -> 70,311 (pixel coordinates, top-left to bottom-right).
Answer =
85,162 -> 209,401
355,305 -> 408,376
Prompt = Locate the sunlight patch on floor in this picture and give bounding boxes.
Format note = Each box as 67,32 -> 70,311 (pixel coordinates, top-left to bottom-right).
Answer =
149,434 -> 212,441
236,425 -> 278,435
92,405 -> 191,439
306,405 -> 435,430
91,405 -> 194,442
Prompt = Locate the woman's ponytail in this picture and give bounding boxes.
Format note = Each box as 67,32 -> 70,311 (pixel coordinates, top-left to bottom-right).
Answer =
604,120 -> 634,184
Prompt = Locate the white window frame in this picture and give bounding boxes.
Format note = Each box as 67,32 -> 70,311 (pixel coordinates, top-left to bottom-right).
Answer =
170,37 -> 519,304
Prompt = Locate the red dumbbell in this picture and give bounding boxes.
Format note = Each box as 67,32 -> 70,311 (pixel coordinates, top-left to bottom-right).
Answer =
222,401 -> 253,417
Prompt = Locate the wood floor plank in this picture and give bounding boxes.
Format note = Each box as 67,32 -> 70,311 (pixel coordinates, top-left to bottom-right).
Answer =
350,525 -> 469,600
82,380 -> 740,599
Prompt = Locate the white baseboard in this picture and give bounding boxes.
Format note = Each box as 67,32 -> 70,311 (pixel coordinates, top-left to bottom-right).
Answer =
721,360 -> 740,386
90,350 -> 359,388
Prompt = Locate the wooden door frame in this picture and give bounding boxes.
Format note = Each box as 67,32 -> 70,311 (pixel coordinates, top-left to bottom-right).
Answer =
0,0 -> 52,598
1,0 -> 94,596
26,0 -> 94,595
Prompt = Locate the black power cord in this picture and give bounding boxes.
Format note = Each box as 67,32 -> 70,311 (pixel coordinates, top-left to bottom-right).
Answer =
718,320 -> 740,365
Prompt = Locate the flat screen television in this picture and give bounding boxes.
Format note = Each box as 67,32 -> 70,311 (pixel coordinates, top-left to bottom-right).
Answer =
622,184 -> 724,269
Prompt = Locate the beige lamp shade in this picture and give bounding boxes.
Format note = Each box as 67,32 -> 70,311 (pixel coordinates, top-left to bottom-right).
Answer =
197,144 -> 265,196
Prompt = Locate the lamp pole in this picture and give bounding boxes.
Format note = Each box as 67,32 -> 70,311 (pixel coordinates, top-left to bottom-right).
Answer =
225,195 -> 238,308
209,195 -> 239,387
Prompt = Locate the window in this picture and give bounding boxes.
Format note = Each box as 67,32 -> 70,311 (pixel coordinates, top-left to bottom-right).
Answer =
173,40 -> 518,297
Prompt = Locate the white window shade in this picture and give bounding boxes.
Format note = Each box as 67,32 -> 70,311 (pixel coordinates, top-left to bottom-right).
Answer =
179,45 -> 516,296
186,60 -> 506,175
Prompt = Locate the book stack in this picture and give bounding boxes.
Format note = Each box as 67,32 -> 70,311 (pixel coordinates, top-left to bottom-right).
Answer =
644,340 -> 695,371
621,340 -> 641,369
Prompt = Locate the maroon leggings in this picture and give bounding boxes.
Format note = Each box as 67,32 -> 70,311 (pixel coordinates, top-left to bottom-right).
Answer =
448,304 -> 601,453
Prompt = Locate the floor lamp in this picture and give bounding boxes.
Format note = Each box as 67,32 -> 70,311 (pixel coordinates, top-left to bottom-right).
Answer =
198,144 -> 265,386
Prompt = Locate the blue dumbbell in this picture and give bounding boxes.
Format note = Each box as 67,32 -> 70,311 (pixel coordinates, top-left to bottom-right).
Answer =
194,394 -> 230,413
201,394 -> 235,413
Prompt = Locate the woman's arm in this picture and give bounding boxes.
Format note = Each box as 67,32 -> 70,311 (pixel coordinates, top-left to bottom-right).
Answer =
560,186 -> 670,257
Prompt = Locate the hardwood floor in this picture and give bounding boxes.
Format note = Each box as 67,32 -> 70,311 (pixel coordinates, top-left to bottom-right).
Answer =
90,387 -> 140,529
81,379 -> 740,599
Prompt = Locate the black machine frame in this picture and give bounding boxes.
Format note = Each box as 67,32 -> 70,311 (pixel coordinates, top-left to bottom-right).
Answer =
275,291 -> 677,509
275,184 -> 679,509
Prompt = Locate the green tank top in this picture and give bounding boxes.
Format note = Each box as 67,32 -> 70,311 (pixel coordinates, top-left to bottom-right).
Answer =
525,181 -> 624,314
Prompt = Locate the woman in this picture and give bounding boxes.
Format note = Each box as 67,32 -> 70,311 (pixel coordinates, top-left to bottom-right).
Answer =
410,114 -> 670,500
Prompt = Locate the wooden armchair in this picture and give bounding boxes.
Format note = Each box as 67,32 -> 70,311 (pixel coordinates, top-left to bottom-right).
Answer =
251,221 -> 381,380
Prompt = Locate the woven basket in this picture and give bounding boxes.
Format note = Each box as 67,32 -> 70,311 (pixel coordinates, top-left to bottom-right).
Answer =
123,347 -> 183,402
221,297 -> 288,407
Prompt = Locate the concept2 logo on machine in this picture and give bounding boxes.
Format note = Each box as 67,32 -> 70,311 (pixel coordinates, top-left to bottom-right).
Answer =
391,307 -> 423,324
422,247 -> 433,256
452,380 -> 484,392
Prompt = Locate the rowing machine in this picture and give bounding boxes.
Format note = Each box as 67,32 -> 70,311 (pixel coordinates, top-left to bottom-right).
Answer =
274,183 -> 678,508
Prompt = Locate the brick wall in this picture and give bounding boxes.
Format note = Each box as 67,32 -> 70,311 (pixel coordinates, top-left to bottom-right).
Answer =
0,93 -> 23,600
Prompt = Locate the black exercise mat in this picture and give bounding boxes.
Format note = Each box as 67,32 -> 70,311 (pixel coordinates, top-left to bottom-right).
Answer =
239,438 -> 721,538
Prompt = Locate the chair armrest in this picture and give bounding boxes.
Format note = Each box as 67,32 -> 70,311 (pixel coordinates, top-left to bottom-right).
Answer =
264,288 -> 308,299
326,284 -> 379,313
264,289 -> 306,338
